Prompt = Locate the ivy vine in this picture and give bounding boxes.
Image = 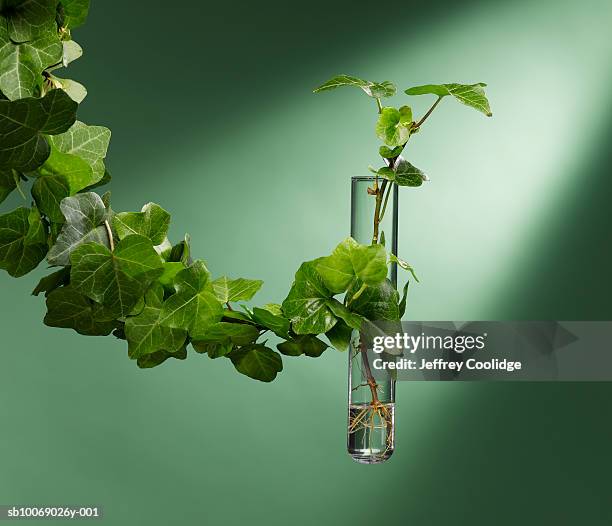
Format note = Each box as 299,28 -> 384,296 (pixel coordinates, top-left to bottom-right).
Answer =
0,1 -> 491,382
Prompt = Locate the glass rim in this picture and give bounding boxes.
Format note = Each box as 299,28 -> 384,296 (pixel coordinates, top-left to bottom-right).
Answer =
351,175 -> 377,181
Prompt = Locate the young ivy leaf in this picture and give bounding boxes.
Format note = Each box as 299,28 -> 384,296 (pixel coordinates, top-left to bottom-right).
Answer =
0,89 -> 77,171
316,237 -> 387,294
0,206 -> 47,277
313,74 -> 396,98
44,285 -> 116,336
211,276 -> 263,303
228,344 -> 283,382
124,282 -> 188,360
159,260 -> 224,339
389,253 -> 420,282
48,76 -> 87,103
47,192 -> 110,266
405,83 -> 492,117
70,234 -> 164,318
113,203 -> 171,245
379,145 -> 403,159
375,106 -> 413,147
61,40 -> 83,67
281,260 -> 337,335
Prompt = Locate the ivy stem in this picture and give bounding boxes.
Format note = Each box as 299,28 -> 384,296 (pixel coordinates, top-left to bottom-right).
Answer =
379,181 -> 393,224
372,179 -> 387,244
359,339 -> 380,405
104,220 -> 115,251
415,96 -> 443,128
226,302 -> 234,311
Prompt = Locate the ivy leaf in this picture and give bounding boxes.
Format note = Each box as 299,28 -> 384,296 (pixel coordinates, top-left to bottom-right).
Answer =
1,0 -> 58,42
389,253 -> 419,282
124,283 -> 187,359
326,298 -> 363,331
229,344 -> 283,382
192,321 -> 259,349
0,89 -> 77,171
398,282 -> 409,318
48,121 -> 111,186
366,81 -> 396,98
375,106 -> 413,147
379,145 -> 403,159
113,203 -> 170,246
59,0 -> 90,29
326,320 -> 353,352
394,158 -> 425,187
31,173 -> 69,222
163,234 -> 191,265
251,306 -> 290,338
316,237 -> 387,293
61,40 -> 82,66
159,260 -> 224,338
80,168 -> 111,193
346,278 -> 400,322
46,192 -> 110,266
192,341 -> 234,359
48,75 -> 87,103
24,205 -> 46,245
136,346 -> 188,369
211,276 -> 263,303
70,234 -> 164,318
35,143 -> 94,192
44,285 -> 116,336
281,260 -> 337,335
313,74 -> 396,98
0,206 -> 47,277
0,168 -> 17,204
405,83 -> 492,117
0,27 -> 62,100
32,266 -> 70,296
277,335 -> 328,357
158,261 -> 184,288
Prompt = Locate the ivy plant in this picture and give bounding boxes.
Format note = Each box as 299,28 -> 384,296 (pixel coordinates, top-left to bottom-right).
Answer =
0,2 -> 491,383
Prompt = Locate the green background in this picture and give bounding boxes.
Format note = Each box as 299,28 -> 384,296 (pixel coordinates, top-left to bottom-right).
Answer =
2,0 -> 612,524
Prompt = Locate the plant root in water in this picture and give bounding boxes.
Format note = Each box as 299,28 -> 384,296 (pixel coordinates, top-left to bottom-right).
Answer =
348,400 -> 395,462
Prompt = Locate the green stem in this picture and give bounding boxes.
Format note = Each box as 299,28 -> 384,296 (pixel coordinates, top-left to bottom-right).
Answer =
415,96 -> 443,128
379,182 -> 393,223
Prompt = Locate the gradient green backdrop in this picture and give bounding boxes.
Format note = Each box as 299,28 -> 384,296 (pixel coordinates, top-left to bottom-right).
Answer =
1,0 -> 612,524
